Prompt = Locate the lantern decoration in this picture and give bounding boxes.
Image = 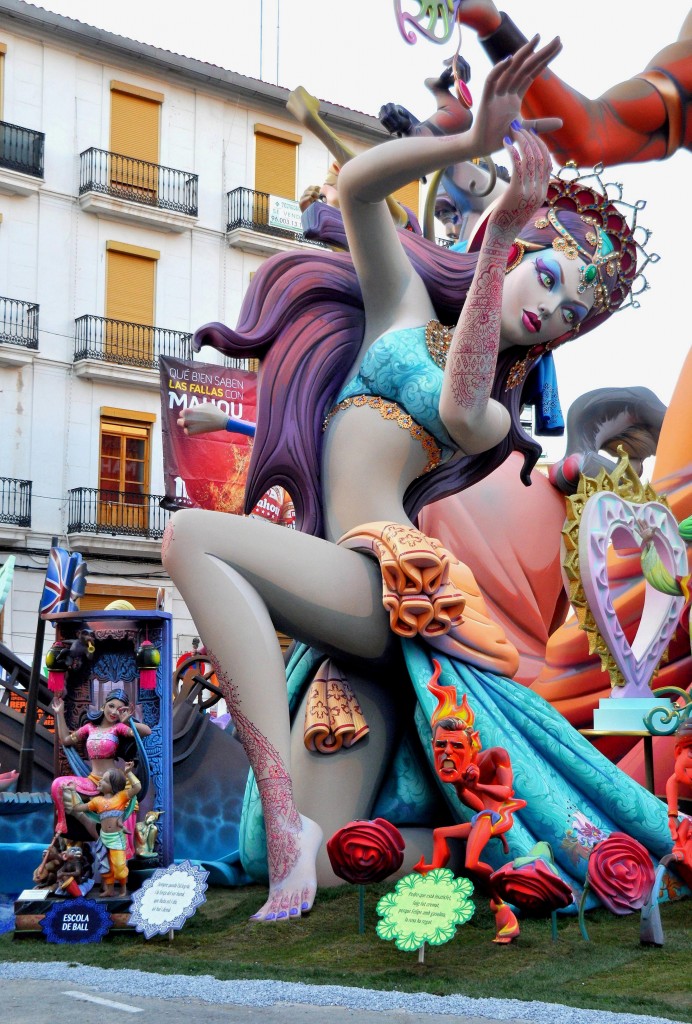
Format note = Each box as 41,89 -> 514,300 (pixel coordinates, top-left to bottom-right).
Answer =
45,640 -> 71,693
136,638 -> 160,690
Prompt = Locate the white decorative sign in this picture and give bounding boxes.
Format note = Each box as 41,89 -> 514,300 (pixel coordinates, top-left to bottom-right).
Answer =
128,860 -> 209,940
267,195 -> 302,233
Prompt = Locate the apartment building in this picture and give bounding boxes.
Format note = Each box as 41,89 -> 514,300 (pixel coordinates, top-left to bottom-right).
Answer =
0,0 -> 419,665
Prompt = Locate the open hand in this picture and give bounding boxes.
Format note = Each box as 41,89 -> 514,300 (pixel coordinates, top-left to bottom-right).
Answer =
488,126 -> 552,240
470,35 -> 562,157
51,696 -> 65,715
116,704 -> 133,724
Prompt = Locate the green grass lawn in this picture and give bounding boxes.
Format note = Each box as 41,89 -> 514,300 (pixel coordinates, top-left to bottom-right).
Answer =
3,884 -> 690,1021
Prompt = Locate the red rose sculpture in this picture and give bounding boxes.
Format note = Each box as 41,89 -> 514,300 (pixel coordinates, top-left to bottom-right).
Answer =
587,832 -> 655,914
490,858 -> 574,916
327,818 -> 405,885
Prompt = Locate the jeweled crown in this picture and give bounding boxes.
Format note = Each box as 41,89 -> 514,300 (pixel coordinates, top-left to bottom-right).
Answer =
539,162 -> 658,314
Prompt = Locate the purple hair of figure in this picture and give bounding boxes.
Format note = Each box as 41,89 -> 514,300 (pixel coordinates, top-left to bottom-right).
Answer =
195,204 -> 628,537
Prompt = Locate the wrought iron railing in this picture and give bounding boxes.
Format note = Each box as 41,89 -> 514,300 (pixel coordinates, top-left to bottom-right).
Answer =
74,315 -> 193,370
0,296 -> 39,349
67,488 -> 170,540
79,148 -> 198,216
0,121 -> 44,177
222,355 -> 259,372
436,236 -> 454,248
0,478 -> 32,527
226,186 -> 311,243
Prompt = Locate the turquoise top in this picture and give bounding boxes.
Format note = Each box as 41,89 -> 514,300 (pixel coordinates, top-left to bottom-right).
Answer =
335,326 -> 456,458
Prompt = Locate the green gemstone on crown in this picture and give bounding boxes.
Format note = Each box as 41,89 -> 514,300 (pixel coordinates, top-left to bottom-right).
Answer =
584,264 -> 597,283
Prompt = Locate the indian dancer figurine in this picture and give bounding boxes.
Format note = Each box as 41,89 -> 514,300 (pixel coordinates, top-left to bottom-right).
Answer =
162,37 -> 667,922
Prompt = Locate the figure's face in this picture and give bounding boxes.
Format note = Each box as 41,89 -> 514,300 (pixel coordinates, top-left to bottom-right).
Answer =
500,249 -> 596,349
433,726 -> 473,784
99,773 -> 114,795
674,743 -> 692,787
103,698 -> 126,723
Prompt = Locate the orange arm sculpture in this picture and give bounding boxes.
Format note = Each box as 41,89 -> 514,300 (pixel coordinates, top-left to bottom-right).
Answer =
457,5 -> 692,163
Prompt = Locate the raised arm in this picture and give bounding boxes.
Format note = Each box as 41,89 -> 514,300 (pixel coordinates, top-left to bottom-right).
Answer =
458,3 -> 692,163
51,696 -> 78,747
337,36 -> 562,337
439,127 -> 551,453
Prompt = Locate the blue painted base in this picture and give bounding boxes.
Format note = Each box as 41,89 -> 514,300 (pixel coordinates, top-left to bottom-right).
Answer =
593,697 -> 674,732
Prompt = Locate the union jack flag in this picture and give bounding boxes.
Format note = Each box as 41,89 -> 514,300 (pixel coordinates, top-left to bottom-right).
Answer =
40,547 -> 88,616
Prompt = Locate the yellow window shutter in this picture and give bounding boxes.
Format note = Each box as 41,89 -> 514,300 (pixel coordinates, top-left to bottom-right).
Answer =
392,179 -> 420,220
106,249 -> 155,325
255,132 -> 296,199
110,89 -> 160,163
105,249 -> 156,363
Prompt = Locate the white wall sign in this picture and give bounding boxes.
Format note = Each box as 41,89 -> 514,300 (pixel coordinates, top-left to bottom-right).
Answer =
129,860 -> 209,940
267,195 -> 302,233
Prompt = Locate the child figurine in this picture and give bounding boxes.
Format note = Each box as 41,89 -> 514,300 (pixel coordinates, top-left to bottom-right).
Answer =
67,761 -> 140,898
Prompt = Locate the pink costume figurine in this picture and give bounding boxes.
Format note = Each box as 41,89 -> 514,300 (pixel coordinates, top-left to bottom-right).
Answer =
415,661 -> 526,942
666,720 -> 692,886
51,686 -> 151,857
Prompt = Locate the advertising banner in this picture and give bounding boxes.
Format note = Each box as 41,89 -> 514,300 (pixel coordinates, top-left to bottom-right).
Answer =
160,355 -> 257,515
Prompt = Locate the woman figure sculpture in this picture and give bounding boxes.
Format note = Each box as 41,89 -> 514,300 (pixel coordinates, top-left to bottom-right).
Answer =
51,687 -> 151,857
163,37 -> 666,922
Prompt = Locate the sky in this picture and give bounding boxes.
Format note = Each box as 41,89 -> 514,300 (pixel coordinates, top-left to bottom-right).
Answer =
31,0 -> 691,462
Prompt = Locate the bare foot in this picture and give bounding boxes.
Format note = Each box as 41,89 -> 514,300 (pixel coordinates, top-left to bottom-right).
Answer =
99,888 -> 115,899
250,815 -> 323,922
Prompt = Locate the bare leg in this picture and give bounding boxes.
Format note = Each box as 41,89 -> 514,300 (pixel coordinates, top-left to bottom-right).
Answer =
163,509 -> 392,919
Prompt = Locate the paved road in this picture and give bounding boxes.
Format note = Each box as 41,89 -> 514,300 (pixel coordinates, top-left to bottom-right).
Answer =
3,979 -> 533,1024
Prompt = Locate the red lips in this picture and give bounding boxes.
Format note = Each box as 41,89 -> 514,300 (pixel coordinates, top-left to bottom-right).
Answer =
522,309 -> 541,333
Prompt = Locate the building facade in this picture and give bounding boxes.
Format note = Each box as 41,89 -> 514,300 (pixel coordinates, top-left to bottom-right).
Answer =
0,0 -> 417,666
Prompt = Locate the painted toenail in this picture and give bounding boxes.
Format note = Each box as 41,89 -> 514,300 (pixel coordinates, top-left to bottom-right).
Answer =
277,911 -> 288,919
301,901 -> 310,910
290,907 -> 299,916
265,912 -> 276,921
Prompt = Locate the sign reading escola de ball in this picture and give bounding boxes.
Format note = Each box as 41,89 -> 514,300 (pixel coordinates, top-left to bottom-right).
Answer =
40,897 -> 112,944
129,860 -> 209,940
376,869 -> 474,952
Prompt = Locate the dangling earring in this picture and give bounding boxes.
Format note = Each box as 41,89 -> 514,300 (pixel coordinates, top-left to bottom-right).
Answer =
505,343 -> 545,390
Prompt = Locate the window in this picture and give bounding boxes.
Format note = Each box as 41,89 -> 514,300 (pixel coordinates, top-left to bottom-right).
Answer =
0,43 -> 6,120
105,241 -> 159,363
80,583 -> 159,613
254,123 -> 301,200
110,81 -> 163,199
98,408 -> 155,531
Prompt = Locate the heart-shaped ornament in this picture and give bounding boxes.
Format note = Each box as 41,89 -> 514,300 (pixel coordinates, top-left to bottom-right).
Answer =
578,492 -> 687,697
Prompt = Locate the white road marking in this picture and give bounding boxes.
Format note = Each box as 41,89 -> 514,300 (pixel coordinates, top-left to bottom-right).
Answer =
62,990 -> 144,1013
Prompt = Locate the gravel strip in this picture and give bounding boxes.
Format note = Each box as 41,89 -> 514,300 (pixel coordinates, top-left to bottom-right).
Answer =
0,962 -> 686,1024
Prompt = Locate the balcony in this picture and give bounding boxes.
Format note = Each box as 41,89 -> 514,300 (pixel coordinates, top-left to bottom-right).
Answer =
0,477 -> 31,544
67,487 -> 170,557
73,315 -> 193,389
0,296 -> 39,366
226,186 -> 322,256
78,148 -> 198,232
0,122 -> 44,196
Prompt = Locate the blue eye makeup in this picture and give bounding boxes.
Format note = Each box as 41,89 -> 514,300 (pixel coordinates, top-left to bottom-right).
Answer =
535,257 -> 559,289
